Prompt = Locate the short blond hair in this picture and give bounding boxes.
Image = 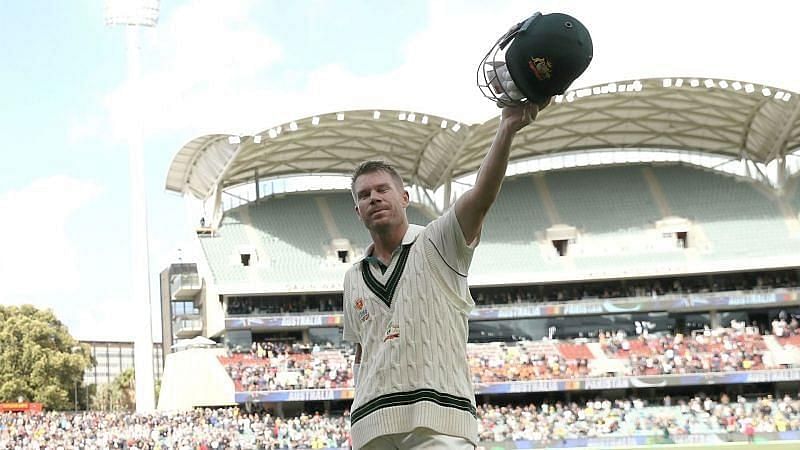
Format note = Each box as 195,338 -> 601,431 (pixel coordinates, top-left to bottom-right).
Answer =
350,161 -> 404,197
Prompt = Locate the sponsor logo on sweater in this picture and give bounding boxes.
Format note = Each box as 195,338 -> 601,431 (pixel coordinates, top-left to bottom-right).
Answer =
384,323 -> 400,342
355,298 -> 370,322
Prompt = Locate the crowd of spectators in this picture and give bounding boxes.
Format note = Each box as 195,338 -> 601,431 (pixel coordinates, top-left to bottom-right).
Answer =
477,393 -> 800,443
772,311 -> 800,338
225,270 -> 799,315
602,326 -> 767,376
4,394 -> 800,448
223,324 -> 795,392
223,342 -> 353,391
0,408 -> 349,449
471,270 -> 799,306
227,295 -> 341,316
468,343 -> 591,383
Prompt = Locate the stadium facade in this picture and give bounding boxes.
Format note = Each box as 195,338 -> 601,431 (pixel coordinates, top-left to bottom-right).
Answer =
81,340 -> 164,388
157,78 -> 800,447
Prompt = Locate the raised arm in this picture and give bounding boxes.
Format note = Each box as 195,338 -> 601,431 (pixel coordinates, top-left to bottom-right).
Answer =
454,101 -> 545,244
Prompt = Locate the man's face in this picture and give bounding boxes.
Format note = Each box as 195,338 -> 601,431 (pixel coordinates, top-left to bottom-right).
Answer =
353,170 -> 409,232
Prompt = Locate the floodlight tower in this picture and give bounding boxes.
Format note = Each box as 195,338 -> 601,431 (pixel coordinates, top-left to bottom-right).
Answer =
104,0 -> 159,413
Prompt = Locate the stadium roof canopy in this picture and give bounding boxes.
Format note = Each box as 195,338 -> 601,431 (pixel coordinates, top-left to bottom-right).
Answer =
166,78 -> 800,200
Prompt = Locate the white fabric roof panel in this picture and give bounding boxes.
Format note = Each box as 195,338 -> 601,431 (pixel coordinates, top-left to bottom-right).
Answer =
166,78 -> 800,199
165,134 -> 241,199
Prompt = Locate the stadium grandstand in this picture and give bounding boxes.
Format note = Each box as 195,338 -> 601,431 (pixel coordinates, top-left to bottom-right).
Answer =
150,77 -> 800,449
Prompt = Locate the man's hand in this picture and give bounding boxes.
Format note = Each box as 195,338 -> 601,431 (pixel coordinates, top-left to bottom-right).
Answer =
500,98 -> 551,134
454,97 -> 551,244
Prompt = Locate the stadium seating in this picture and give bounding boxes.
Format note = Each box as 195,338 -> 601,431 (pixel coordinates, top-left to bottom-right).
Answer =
652,167 -> 773,222
791,180 -> 800,215
323,191 -> 435,248
201,165 -> 800,290
199,211 -> 250,283
201,191 -> 437,290
218,327 -> 800,393
471,177 -> 550,281
322,192 -> 374,250
248,194 -> 330,257
544,166 -> 662,234
603,328 -> 767,375
5,395 -> 800,448
481,176 -> 551,242
474,165 -> 800,281
652,166 -> 800,259
558,342 -> 594,360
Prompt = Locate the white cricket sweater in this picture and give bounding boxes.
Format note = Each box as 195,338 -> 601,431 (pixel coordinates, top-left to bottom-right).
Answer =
342,208 -> 478,449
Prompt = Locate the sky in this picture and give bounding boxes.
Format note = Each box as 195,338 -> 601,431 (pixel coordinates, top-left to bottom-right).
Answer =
0,0 -> 798,342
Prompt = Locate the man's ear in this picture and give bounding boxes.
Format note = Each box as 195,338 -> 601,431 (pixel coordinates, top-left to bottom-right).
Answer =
402,190 -> 410,207
354,204 -> 363,222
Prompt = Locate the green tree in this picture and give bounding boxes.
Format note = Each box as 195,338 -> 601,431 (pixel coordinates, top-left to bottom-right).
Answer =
93,368 -> 135,411
0,305 -> 91,410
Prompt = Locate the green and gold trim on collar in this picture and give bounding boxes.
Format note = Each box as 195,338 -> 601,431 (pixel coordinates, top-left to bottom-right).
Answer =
361,243 -> 412,308
350,388 -> 477,425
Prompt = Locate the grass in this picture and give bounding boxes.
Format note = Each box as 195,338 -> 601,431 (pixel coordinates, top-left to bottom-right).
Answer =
605,439 -> 800,450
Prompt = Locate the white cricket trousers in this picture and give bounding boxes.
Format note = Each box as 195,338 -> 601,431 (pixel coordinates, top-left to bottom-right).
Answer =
359,428 -> 475,450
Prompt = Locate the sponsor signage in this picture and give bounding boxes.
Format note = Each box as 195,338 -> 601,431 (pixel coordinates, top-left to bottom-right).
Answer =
226,314 -> 344,330
473,368 -> 800,394
250,431 -> 800,450
471,432 -> 799,449
468,288 -> 800,320
0,402 -> 43,413
235,388 -> 355,403
225,289 -> 800,329
236,369 -> 800,403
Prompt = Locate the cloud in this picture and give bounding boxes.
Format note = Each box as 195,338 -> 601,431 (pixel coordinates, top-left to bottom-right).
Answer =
102,0 -> 521,136
101,0 -> 800,142
67,115 -> 102,143
70,295 -> 138,341
284,0 -> 800,124
0,176 -> 102,305
104,0 -> 283,140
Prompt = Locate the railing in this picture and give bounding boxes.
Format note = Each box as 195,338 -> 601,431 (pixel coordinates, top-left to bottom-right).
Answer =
469,286 -> 800,320
234,367 -> 800,403
174,316 -> 203,334
220,176 -> 442,214
223,287 -> 800,329
170,273 -> 201,297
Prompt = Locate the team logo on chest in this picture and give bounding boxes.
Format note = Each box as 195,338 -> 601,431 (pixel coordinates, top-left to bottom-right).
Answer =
383,323 -> 400,342
528,56 -> 553,80
354,298 -> 369,322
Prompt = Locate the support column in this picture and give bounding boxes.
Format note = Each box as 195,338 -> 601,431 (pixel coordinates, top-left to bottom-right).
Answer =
126,25 -> 155,413
710,310 -> 721,329
443,180 -> 452,210
212,183 -> 223,228
777,157 -> 787,192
